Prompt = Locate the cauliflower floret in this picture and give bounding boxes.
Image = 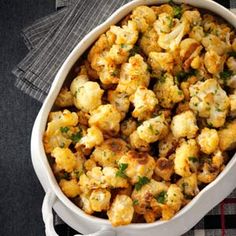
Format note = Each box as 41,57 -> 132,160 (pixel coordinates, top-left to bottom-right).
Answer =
148,52 -> 174,73
181,10 -> 202,32
116,54 -> 150,95
158,132 -> 178,157
137,114 -> 169,143
177,174 -> 199,197
218,120 -> 236,151
89,104 -> 121,134
70,75 -> 104,112
155,157 -> 174,181
108,44 -> 133,64
202,34 -> 229,56
59,179 -> 81,198
118,150 -> 155,184
226,57 -> 236,72
197,163 -> 219,184
229,92 -> 236,117
131,6 -> 156,33
154,13 -> 174,34
197,128 -> 219,154
154,73 -> 184,108
151,4 -> 174,16
204,51 -> 225,75
55,88 -> 74,108
139,27 -> 161,56
84,158 -> 97,171
89,189 -> 111,212
212,149 -> 225,169
110,21 -> 138,45
180,38 -> 200,60
102,167 -> 129,188
52,147 -> 77,173
92,138 -> 129,167
174,139 -> 199,177
107,195 -> 134,226
171,111 -> 198,139
79,126 -> 103,149
79,192 -> 94,214
189,79 -> 230,128
129,131 -> 150,152
107,90 -> 130,120
121,118 -> 137,137
166,184 -> 183,212
131,179 -> 168,214
189,25 -> 204,42
129,86 -> 158,121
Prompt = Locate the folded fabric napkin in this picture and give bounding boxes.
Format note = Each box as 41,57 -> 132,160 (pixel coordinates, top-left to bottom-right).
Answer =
12,0 -> 236,235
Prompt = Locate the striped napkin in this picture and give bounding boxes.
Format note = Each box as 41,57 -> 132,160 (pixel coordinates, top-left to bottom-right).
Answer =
12,0 -> 236,235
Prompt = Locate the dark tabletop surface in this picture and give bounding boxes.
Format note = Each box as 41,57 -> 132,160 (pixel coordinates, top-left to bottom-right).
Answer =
0,1 -> 55,235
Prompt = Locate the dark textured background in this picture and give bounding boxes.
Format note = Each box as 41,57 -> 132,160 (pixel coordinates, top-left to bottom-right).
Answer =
0,1 -> 54,235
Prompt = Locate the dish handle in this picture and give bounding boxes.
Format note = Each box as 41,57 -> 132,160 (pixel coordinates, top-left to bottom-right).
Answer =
42,191 -> 116,236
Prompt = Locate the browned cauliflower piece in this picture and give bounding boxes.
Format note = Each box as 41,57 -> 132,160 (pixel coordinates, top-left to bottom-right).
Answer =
59,179 -> 81,198
229,91 -> 236,117
55,87 -> 74,108
155,157 -> 174,181
129,131 -> 150,152
189,79 -> 230,128
89,189 -> 111,212
121,118 -> 137,137
197,163 -> 219,184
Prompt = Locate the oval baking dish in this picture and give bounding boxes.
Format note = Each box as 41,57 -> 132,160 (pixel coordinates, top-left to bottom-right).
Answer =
31,0 -> 236,235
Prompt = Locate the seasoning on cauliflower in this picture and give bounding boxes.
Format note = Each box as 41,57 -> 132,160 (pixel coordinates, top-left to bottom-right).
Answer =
226,56 -> 236,72
218,120 -> 236,151
129,86 -> 158,121
59,179 -> 81,198
129,131 -> 150,152
107,195 -> 134,226
171,111 -> 198,139
229,92 -> 236,117
118,150 -> 155,184
121,118 -> 137,138
55,87 -> 74,108
89,104 -> 121,134
166,184 -> 183,212
188,25 -> 204,42
70,75 -> 104,112
79,192 -> 94,214
197,128 -> 219,154
52,147 -> 77,173
116,54 -> 150,95
137,114 -> 169,143
189,79 -> 230,128
155,157 -> 174,181
92,138 -> 129,167
154,13 -> 175,35
79,126 -> 104,149
174,139 -> 199,177
154,73 -> 184,108
89,189 -> 111,212
108,44 -> 133,64
131,6 -> 156,33
107,90 -> 130,120
197,163 -> 219,184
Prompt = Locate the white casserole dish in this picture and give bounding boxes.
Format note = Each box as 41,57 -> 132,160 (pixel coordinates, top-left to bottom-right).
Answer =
31,0 -> 236,235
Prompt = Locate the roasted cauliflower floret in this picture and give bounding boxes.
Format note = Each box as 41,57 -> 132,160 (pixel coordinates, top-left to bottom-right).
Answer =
155,157 -> 174,181
189,25 -> 204,42
55,87 -> 74,108
218,120 -> 236,151
79,126 -> 103,149
166,184 -> 183,212
52,147 -> 77,173
89,104 -> 121,134
154,13 -> 175,34
139,27 -> 161,55
117,54 -> 150,95
108,44 -> 133,64
148,52 -> 174,73
226,56 -> 236,72
137,114 -> 169,143
197,163 -> 219,184
181,10 -> 202,32
131,6 -> 156,33
89,189 -> 111,212
121,118 -> 137,137
204,51 -> 225,75
70,75 -> 104,112
158,132 -> 178,157
107,90 -> 130,120
129,131 -> 150,152
171,111 -> 198,139
151,4 -> 174,16
189,79 -> 230,128
197,128 -> 219,154
110,21 -> 138,45
174,139 -> 199,177
59,179 -> 81,198
107,195 -> 134,226
92,138 -> 129,167
177,174 -> 199,197
129,86 -> 158,121
229,92 -> 236,117
154,73 -> 184,108
118,150 -> 155,184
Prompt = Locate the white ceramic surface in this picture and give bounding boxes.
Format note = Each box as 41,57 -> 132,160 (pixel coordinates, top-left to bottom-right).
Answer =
31,0 -> 236,235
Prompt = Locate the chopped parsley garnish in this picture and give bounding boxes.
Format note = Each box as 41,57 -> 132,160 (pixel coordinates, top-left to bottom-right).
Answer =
188,156 -> 198,163
74,170 -> 82,180
116,163 -> 128,178
176,69 -> 196,82
59,142 -> 65,148
133,199 -> 139,206
228,51 -> 236,58
60,126 -> 69,133
121,44 -> 126,48
155,191 -> 167,204
61,172 -> 70,180
111,69 -> 119,77
148,124 -> 160,135
129,45 -> 141,57
173,5 -> 182,19
135,176 -> 150,191
159,75 -> 166,83
70,130 -> 82,143
220,70 -> 233,80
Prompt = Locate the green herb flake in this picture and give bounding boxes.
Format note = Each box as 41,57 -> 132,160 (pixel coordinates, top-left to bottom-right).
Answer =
60,126 -> 69,133
220,70 -> 233,81
173,5 -> 182,19
155,191 -> 167,204
61,172 -> 70,180
70,130 -> 82,143
228,51 -> 236,58
116,163 -> 128,178
111,69 -> 119,77
121,44 -> 126,48
133,199 -> 139,206
188,156 -> 198,163
129,45 -> 141,57
135,176 -> 150,191
176,69 -> 196,82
